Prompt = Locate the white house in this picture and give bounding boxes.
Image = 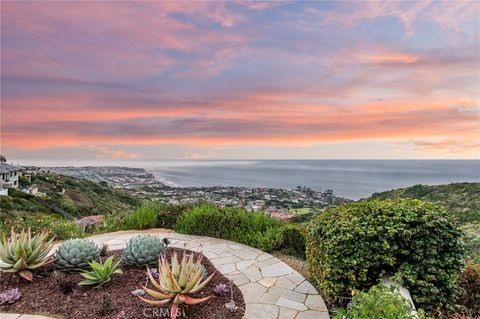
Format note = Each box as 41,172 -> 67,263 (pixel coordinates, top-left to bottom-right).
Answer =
0,163 -> 22,190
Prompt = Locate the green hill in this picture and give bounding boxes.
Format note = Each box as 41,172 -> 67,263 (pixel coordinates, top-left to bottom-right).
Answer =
368,183 -> 480,261
0,173 -> 141,222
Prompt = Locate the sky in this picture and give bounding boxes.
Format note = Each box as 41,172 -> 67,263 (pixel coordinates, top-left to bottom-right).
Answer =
1,0 -> 479,161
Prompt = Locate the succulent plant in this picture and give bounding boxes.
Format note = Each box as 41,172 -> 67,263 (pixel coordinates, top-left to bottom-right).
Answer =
0,288 -> 21,304
51,271 -> 75,295
0,228 -> 55,281
55,239 -> 100,271
139,251 -> 215,319
213,283 -> 229,296
79,256 -> 123,287
122,235 -> 168,267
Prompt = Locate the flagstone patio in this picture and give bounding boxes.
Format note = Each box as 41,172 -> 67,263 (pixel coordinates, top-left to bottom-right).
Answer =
1,229 -> 330,319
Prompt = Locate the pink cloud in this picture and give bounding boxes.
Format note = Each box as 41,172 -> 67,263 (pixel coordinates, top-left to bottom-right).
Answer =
90,146 -> 139,160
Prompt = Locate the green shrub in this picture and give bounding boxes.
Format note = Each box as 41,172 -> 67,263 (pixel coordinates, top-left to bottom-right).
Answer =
306,199 -> 465,312
176,204 -> 281,251
0,215 -> 84,240
100,214 -> 126,233
59,196 -> 76,213
456,261 -> 480,316
18,176 -> 31,188
31,216 -> 84,239
123,206 -> 157,230
0,196 -> 14,210
155,203 -> 191,228
333,284 -> 426,319
275,224 -> 306,259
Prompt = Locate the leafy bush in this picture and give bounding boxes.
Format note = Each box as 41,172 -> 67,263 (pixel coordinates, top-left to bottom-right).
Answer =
0,215 -> 84,240
123,206 -> 157,230
274,224 -> 306,259
176,204 -> 281,251
0,196 -> 14,210
99,214 -> 125,233
306,199 -> 465,312
333,284 -> 424,319
456,261 -> 480,316
154,203 -> 191,229
18,176 -> 31,188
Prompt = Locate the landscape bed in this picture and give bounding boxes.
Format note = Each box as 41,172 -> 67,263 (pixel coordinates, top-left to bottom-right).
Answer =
0,247 -> 245,319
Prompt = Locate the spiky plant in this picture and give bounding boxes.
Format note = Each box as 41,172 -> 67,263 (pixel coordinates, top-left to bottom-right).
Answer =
122,235 -> 168,267
55,238 -> 100,271
139,251 -> 215,319
79,256 -> 123,288
0,228 -> 55,281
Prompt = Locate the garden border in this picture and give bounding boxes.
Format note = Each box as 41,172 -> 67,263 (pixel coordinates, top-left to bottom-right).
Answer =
1,229 -> 329,319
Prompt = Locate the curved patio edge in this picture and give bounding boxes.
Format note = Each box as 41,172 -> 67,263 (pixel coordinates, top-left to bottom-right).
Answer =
2,229 -> 330,319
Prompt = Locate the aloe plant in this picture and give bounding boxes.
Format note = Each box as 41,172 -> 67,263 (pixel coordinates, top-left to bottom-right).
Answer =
0,228 -> 55,281
139,251 -> 215,319
79,256 -> 123,287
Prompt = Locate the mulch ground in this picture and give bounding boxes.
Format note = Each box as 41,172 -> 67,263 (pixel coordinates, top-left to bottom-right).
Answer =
0,248 -> 245,319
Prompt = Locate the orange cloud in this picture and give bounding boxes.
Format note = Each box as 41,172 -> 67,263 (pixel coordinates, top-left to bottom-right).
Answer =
90,146 -> 139,160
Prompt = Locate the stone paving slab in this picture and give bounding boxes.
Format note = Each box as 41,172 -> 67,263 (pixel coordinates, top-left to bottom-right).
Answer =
1,229 -> 330,319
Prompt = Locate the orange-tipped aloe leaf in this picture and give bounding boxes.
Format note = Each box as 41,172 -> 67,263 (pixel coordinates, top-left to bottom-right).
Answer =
142,286 -> 174,300
184,295 -> 212,305
138,296 -> 172,306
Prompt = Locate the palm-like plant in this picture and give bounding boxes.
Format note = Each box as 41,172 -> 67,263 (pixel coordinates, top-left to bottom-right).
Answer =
79,256 -> 123,287
0,228 -> 55,281
139,251 -> 215,319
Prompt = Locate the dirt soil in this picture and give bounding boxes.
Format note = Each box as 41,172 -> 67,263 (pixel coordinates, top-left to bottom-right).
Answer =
0,248 -> 245,319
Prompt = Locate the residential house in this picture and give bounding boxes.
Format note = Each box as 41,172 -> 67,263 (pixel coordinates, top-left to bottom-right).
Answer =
0,163 -> 22,191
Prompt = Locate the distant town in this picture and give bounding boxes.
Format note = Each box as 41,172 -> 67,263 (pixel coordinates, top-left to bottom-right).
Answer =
3,164 -> 349,219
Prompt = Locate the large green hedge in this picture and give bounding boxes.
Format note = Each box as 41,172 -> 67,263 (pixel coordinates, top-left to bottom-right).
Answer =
306,199 -> 465,312
176,204 -> 280,251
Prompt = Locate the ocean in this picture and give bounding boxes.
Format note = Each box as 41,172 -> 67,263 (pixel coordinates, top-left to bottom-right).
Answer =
146,160 -> 479,199
12,159 -> 480,200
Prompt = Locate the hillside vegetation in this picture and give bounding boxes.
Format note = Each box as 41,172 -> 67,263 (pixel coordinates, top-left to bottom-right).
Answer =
368,183 -> 480,261
0,173 -> 141,223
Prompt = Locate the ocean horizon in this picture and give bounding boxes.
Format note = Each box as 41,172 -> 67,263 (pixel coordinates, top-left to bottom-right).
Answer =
10,159 -> 480,200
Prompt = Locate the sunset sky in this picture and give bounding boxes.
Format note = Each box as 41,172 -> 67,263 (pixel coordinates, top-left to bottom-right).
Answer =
1,1 -> 479,160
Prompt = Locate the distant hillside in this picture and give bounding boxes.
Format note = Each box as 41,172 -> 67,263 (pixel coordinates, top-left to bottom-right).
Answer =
0,173 -> 141,222
368,183 -> 480,224
368,183 -> 480,261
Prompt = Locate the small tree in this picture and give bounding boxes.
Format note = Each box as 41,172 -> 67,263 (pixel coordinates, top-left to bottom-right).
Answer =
0,155 -> 6,163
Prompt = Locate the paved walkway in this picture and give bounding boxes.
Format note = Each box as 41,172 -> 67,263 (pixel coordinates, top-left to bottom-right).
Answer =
2,229 -> 329,319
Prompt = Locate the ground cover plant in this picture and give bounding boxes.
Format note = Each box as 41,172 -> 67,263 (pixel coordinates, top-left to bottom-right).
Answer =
306,199 -> 465,313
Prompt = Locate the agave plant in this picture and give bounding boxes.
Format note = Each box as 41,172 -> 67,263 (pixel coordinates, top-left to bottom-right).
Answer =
122,235 -> 168,267
79,256 -> 123,287
139,251 -> 215,319
0,228 -> 55,281
55,238 -> 100,271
